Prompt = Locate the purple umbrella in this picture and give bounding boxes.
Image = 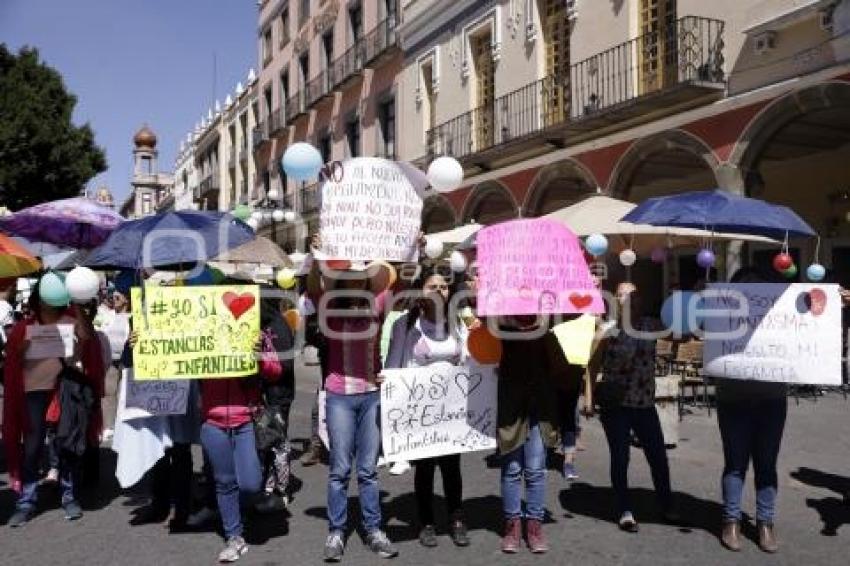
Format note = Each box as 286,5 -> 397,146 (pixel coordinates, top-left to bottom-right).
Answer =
0,197 -> 124,249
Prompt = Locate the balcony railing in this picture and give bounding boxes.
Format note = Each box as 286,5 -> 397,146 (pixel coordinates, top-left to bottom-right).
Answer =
269,107 -> 286,135
196,174 -> 220,200
330,38 -> 366,90
300,183 -> 320,215
306,69 -> 332,107
285,91 -> 307,125
252,124 -> 268,148
363,15 -> 399,65
427,16 -> 725,162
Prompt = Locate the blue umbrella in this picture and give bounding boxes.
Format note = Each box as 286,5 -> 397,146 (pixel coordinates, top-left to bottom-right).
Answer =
620,189 -> 816,238
85,210 -> 255,269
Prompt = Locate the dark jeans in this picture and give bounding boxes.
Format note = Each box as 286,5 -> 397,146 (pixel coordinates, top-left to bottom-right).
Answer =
600,405 -> 672,516
559,387 -> 582,452
414,454 -> 463,526
18,391 -> 77,510
149,443 -> 193,518
201,422 -> 262,539
717,398 -> 787,523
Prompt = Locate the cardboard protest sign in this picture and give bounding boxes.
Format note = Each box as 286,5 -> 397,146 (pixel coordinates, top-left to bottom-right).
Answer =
130,285 -> 260,380
476,218 -> 605,316
25,324 -> 75,359
380,363 -> 497,463
702,283 -> 841,385
319,157 -> 423,261
119,368 -> 190,421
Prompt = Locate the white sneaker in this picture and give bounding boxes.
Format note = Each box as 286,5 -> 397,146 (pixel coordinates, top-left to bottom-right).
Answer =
389,461 -> 411,476
377,456 -> 387,468
102,428 -> 114,443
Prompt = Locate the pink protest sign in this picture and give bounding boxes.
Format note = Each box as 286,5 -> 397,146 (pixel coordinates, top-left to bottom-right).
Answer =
476,218 -> 605,316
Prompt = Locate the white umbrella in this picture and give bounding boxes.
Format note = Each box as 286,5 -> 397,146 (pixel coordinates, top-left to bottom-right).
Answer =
427,223 -> 482,245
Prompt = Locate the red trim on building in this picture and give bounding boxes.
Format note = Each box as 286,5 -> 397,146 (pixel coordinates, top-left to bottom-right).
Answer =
500,168 -> 539,205
683,101 -> 769,162
574,141 -> 632,191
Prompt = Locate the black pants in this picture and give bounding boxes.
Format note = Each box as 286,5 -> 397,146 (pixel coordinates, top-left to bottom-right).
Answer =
150,443 -> 193,517
414,454 -> 463,526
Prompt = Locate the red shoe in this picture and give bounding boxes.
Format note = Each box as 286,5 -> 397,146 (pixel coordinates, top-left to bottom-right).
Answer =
526,519 -> 549,554
501,518 -> 522,554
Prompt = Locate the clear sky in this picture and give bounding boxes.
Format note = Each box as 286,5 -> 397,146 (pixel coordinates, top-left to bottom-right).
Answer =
1,0 -> 258,204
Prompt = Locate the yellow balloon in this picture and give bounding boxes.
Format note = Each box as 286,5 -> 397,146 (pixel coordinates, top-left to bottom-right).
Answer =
276,268 -> 297,289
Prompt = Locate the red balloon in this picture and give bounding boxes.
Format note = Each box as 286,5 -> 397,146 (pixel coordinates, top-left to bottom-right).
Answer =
773,253 -> 793,272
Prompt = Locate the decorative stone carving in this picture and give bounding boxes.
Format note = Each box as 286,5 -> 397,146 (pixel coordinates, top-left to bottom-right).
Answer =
313,0 -> 339,35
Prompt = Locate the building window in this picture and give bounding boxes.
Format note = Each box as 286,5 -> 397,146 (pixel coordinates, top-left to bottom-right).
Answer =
299,52 -> 310,89
264,86 -> 273,120
349,4 -> 363,42
542,0 -> 571,124
262,28 -> 273,66
471,29 -> 495,150
639,0 -> 677,93
421,60 -> 436,132
299,0 -> 310,28
318,131 -> 332,164
378,98 -> 396,159
280,9 -> 290,48
142,194 -> 152,215
346,116 -> 360,158
280,71 -> 289,109
322,31 -> 334,71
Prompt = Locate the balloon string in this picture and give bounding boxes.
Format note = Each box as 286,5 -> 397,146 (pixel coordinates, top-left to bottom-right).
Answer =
815,236 -> 821,263
782,231 -> 789,255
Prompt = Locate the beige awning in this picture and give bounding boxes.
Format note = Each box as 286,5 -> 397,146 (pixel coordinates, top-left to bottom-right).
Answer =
427,223 -> 482,244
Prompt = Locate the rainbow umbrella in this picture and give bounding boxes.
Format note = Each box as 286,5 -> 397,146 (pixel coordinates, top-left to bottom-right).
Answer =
0,233 -> 42,277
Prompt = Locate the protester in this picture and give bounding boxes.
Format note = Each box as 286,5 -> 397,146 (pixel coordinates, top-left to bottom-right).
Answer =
3,273 -> 105,526
301,291 -> 328,467
497,315 -> 562,554
595,282 -> 677,533
384,265 -> 470,548
307,253 -> 398,562
98,286 -> 131,441
717,268 -> 788,553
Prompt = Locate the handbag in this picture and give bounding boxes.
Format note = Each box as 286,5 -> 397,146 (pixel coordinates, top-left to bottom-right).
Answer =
253,404 -> 287,452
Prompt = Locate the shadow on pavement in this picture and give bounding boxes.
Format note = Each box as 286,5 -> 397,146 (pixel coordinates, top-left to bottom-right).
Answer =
380,491 -> 504,542
790,467 -> 850,536
791,467 -> 850,500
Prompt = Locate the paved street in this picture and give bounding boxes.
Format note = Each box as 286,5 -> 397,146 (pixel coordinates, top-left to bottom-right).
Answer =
1,360 -> 849,566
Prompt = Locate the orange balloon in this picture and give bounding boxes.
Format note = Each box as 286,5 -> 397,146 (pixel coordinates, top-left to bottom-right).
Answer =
467,326 -> 502,365
284,309 -> 300,332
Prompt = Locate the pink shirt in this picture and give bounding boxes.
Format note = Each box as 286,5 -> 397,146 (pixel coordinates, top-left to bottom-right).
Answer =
319,291 -> 387,395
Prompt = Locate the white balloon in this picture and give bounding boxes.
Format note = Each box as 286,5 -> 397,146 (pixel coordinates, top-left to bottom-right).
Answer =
272,210 -> 285,222
450,251 -> 467,273
283,210 -> 297,223
424,237 -> 444,259
246,217 -> 259,230
250,211 -> 263,222
427,156 -> 464,193
619,249 -> 637,267
65,266 -> 100,303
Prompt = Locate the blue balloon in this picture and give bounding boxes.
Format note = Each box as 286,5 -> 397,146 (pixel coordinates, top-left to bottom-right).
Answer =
39,272 -> 70,307
281,142 -> 323,182
585,233 -> 609,257
661,291 -> 704,336
806,263 -> 826,282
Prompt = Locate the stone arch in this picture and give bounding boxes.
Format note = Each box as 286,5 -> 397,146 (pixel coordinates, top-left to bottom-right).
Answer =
523,159 -> 599,217
607,129 -> 720,202
460,180 -> 519,224
421,194 -> 458,233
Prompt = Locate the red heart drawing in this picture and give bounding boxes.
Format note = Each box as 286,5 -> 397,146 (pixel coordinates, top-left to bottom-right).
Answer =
222,292 -> 256,320
808,288 -> 826,316
569,293 -> 593,310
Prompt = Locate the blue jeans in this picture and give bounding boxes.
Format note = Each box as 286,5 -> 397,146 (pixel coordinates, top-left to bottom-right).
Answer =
17,391 -> 76,510
717,398 -> 787,523
200,422 -> 262,539
326,391 -> 382,534
600,406 -> 672,515
501,421 -> 547,521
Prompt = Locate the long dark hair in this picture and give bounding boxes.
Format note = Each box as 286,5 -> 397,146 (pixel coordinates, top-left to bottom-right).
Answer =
406,264 -> 452,331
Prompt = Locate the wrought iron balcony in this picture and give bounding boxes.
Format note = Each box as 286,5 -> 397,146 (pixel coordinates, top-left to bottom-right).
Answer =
285,91 -> 308,125
363,15 -> 399,66
195,174 -> 220,200
252,124 -> 269,148
427,16 -> 725,169
330,38 -> 366,90
269,107 -> 286,135
306,69 -> 333,107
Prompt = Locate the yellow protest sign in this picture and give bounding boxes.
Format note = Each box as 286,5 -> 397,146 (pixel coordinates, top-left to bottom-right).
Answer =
551,314 -> 596,366
130,285 -> 260,380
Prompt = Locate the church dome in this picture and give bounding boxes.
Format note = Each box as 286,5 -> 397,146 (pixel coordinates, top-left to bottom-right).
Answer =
133,124 -> 157,148
95,186 -> 114,206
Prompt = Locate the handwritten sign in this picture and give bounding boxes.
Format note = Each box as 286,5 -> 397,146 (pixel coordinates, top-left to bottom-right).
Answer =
319,157 -> 423,261
380,363 -> 497,463
25,324 -> 75,359
130,285 -> 260,380
702,283 -> 841,385
477,218 -> 604,316
119,368 -> 190,421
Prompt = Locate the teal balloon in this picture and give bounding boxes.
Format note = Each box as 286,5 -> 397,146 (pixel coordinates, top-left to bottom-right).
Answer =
585,233 -> 609,257
233,204 -> 252,221
282,142 -> 323,181
39,272 -> 70,307
806,263 -> 825,281
661,291 -> 704,336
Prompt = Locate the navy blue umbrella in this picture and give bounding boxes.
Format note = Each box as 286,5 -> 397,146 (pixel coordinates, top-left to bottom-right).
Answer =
85,210 -> 255,269
620,189 -> 816,238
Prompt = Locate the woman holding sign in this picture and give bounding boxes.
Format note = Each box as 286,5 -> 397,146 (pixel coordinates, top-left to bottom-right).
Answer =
384,265 -> 471,548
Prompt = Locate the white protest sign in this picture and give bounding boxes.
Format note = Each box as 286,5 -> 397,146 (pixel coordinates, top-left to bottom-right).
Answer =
380,363 -> 497,463
319,157 -> 423,261
702,283 -> 842,385
317,389 -> 329,449
118,368 -> 190,421
25,324 -> 75,359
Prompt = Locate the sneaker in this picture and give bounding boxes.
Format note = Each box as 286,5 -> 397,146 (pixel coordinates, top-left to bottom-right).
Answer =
367,530 -> 399,559
449,517 -> 470,547
186,506 -> 218,529
301,442 -> 324,467
218,536 -> 248,563
419,524 -> 438,547
389,461 -> 410,476
63,500 -> 83,521
618,511 -> 639,533
9,507 -> 35,528
377,456 -> 388,468
526,519 -> 549,553
324,531 -> 345,562
562,462 -> 579,481
501,517 -> 522,553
